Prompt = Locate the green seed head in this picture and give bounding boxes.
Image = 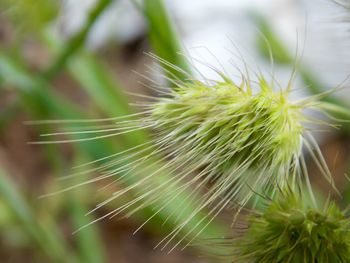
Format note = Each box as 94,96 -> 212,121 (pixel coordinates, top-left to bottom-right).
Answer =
37,60 -> 335,248
151,76 -> 306,205
234,192 -> 350,262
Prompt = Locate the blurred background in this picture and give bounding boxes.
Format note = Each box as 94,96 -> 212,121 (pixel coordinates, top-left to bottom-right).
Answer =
0,0 -> 349,262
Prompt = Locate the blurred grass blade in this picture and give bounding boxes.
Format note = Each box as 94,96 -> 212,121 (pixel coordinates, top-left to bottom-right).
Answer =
0,56 -> 81,119
0,53 -> 229,256
43,0 -> 115,81
65,156 -> 106,263
68,53 -> 148,145
0,54 -> 115,155
143,0 -> 192,82
252,13 -> 350,132
69,175 -> 105,263
2,0 -> 228,257
0,167 -> 77,263
43,31 -> 148,146
253,14 -> 292,65
0,0 -> 58,40
69,197 -> 105,263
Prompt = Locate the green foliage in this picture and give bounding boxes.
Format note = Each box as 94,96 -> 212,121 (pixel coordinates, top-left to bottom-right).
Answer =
0,168 -> 78,263
0,0 -> 228,256
235,191 -> 350,263
0,0 -> 58,36
252,14 -> 292,65
0,0 -> 349,261
42,0 -> 115,81
143,0 -> 192,83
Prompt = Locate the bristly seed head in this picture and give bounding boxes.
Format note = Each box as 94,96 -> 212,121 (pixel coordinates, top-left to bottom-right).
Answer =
150,75 -> 310,208
34,57 -> 336,249
233,191 -> 350,262
153,77 -> 303,167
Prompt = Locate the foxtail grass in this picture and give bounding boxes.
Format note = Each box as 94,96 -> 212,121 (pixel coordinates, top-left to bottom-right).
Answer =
231,188 -> 350,263
29,53 -> 341,250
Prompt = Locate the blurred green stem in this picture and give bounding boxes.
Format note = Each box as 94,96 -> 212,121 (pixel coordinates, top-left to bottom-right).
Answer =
42,0 -> 115,81
68,157 -> 105,263
0,167 -> 77,263
142,0 -> 192,83
0,54 -> 228,256
0,0 -> 229,253
0,56 -> 108,263
43,31 -> 148,146
253,14 -> 350,132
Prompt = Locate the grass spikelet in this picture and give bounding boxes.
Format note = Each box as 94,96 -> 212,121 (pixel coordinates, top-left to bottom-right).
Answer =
151,75 -> 304,203
233,189 -> 350,263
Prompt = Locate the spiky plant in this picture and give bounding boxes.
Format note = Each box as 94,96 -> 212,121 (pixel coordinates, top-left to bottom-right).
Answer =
233,189 -> 350,263
151,75 -> 305,205
35,58 -> 337,249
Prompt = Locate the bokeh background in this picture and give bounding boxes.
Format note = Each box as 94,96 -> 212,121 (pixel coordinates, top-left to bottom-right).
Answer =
0,0 -> 349,262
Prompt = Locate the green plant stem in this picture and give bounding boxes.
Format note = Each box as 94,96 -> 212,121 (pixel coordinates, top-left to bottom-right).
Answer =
42,0 -> 114,81
67,157 -> 105,263
0,167 -> 77,263
143,0 -> 192,83
42,30 -> 148,146
0,56 -> 110,262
